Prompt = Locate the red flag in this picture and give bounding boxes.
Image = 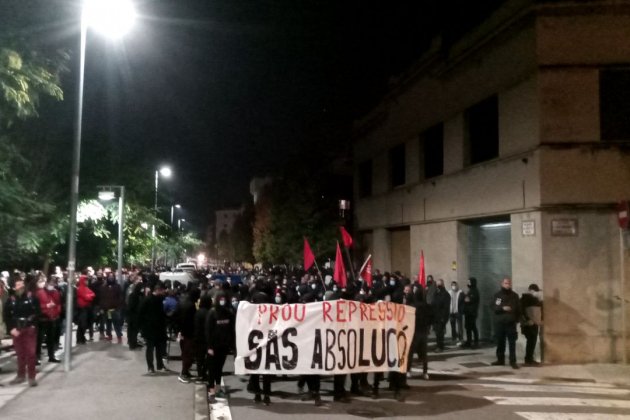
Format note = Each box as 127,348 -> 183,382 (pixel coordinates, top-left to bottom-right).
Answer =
359,254 -> 373,287
333,241 -> 347,288
340,226 -> 353,248
418,250 -> 426,287
304,237 -> 315,270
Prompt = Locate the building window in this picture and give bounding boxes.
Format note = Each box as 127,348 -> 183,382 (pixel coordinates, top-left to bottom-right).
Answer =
420,123 -> 444,179
358,160 -> 373,198
389,144 -> 406,188
600,69 -> 630,141
465,95 -> 499,165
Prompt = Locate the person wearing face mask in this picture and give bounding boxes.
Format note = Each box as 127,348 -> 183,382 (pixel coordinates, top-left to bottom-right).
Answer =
231,296 -> 241,311
205,291 -> 235,403
448,281 -> 464,345
35,276 -> 62,364
492,277 -> 521,369
4,275 -> 40,386
247,283 -> 273,405
431,279 -> 451,352
194,292 -> 213,385
520,284 -> 542,366
462,277 -> 480,348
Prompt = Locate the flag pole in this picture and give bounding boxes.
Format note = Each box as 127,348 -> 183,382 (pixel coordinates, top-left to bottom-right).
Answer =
313,259 -> 326,291
343,247 -> 357,283
358,254 -> 371,282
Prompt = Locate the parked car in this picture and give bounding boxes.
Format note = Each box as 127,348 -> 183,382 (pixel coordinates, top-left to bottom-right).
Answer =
176,262 -> 197,272
159,268 -> 195,286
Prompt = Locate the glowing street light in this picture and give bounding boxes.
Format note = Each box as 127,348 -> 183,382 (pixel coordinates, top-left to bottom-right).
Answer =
64,0 -> 136,372
170,203 -> 181,226
151,165 -> 172,270
97,186 -> 126,287
82,0 -> 136,39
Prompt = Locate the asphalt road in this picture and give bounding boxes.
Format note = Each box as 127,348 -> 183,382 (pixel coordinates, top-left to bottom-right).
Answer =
221,358 -> 630,420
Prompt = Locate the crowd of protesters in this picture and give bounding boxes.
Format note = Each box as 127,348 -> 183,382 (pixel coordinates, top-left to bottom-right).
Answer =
0,264 -> 542,405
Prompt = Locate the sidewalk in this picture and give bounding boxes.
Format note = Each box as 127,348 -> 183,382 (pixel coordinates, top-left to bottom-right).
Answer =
415,341 -> 630,388
0,337 -> 209,420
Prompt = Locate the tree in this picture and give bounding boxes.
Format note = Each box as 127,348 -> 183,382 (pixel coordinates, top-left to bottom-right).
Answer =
252,171 -> 341,265
0,6 -> 70,268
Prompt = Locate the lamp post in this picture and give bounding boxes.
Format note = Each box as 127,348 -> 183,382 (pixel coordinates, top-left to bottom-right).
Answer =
64,0 -> 135,372
170,203 -> 181,226
178,218 -> 186,231
98,186 -> 125,286
151,166 -> 172,271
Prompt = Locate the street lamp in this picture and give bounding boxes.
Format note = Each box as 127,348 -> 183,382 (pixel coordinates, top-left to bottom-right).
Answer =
151,166 -> 172,271
64,0 -> 136,372
178,218 -> 186,231
170,203 -> 181,226
98,186 -> 125,287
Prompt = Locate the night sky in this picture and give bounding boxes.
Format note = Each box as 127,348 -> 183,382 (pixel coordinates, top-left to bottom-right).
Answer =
6,0 -> 506,234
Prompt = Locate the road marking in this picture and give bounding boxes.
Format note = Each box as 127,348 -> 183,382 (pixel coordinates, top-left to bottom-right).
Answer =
478,376 -> 615,388
485,396 -> 630,409
209,378 -> 232,420
466,383 -> 630,396
517,413 -> 630,420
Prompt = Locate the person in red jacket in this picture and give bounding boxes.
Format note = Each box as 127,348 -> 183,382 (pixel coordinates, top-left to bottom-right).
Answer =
35,275 -> 62,363
76,274 -> 95,344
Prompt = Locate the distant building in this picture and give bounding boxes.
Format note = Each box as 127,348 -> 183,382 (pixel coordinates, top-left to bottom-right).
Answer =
353,0 -> 630,363
249,176 -> 273,204
215,207 -> 243,243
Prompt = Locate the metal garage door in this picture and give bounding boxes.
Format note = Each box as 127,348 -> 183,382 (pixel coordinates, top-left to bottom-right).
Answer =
468,220 -> 512,341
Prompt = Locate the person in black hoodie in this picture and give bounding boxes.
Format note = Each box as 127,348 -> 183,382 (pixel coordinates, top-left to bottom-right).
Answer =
491,277 -> 521,369
462,277 -> 480,348
125,274 -> 143,350
432,279 -> 451,352
410,283 -> 431,380
205,291 -> 235,403
194,292 -> 213,384
247,278 -> 273,405
138,282 -> 168,374
4,275 -> 40,386
174,288 -> 199,383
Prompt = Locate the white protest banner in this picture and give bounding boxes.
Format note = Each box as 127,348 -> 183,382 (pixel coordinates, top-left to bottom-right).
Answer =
234,300 -> 415,375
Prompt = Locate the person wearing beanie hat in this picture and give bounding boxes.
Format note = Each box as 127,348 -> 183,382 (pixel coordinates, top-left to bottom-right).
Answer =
462,277 -> 480,348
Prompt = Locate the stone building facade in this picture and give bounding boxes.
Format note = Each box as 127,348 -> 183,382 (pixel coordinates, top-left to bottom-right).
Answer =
353,0 -> 630,363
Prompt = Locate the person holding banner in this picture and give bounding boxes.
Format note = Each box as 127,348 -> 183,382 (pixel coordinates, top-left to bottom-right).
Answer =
298,287 -> 323,407
329,288 -> 352,404
410,283 -> 430,380
371,276 -> 406,402
247,278 -> 273,405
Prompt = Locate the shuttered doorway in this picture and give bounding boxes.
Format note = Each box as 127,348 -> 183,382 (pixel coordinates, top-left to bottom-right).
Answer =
467,219 -> 512,341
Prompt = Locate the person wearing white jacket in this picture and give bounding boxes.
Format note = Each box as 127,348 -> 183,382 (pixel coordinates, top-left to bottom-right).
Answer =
448,281 -> 463,344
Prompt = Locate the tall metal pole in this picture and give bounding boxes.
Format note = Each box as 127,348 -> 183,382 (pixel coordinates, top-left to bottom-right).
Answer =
117,186 -> 125,287
621,228 -> 627,365
151,170 -> 158,271
64,15 -> 87,373
170,205 -> 174,226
